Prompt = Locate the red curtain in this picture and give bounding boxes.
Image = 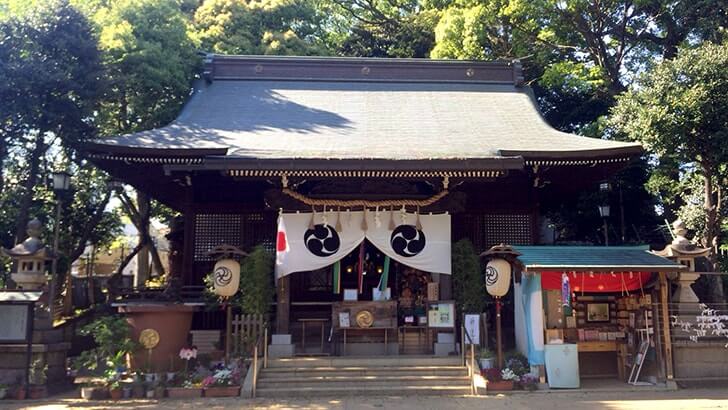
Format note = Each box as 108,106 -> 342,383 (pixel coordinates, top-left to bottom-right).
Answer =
540,271 -> 653,293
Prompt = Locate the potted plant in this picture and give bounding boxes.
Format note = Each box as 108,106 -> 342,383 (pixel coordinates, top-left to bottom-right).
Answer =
131,372 -> 145,398
166,347 -> 203,399
484,368 -> 514,391
108,380 -> 123,400
202,364 -> 241,397
478,349 -> 495,369
28,359 -> 48,399
519,374 -> 539,391
12,384 -> 26,400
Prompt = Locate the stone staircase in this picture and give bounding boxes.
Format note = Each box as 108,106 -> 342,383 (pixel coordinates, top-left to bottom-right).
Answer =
255,356 -> 471,397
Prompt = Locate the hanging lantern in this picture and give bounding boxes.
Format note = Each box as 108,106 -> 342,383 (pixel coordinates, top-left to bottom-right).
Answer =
211,258 -> 240,297
485,258 -> 511,297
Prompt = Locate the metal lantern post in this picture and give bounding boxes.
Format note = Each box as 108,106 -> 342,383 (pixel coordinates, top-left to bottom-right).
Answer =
50,170 -> 71,318
598,181 -> 611,247
481,245 -> 522,370
598,204 -> 610,246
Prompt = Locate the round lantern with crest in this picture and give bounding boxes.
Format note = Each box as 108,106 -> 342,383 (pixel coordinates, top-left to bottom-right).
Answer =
480,244 -> 522,369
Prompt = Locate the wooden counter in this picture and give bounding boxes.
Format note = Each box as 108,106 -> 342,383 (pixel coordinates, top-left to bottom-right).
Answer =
577,341 -> 617,352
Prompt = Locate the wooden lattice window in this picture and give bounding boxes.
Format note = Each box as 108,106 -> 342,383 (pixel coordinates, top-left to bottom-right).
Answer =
194,214 -> 243,261
483,214 -> 532,247
242,213 -> 275,253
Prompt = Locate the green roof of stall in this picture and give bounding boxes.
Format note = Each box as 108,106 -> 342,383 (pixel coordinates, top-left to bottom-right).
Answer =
513,246 -> 686,273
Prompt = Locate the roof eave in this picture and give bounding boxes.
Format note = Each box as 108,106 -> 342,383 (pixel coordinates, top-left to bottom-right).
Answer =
522,264 -> 686,273
163,156 -> 525,174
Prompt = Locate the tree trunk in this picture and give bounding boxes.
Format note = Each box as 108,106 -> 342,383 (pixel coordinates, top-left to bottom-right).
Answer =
701,166 -> 724,303
136,191 -> 150,287
15,135 -> 47,243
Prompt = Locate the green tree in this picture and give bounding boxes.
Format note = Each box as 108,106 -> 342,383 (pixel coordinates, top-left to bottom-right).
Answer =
610,42 -> 728,302
452,239 -> 487,315
0,0 -> 104,243
324,0 -> 437,57
238,246 -> 275,315
191,0 -> 325,55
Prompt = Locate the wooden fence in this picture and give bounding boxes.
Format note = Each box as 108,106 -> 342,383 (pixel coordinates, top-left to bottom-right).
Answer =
231,313 -> 266,357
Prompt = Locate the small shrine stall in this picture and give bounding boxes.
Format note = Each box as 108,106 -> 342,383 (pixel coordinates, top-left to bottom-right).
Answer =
512,246 -> 686,387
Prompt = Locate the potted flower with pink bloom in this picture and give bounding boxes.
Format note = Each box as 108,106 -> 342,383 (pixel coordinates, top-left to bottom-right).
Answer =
166,347 -> 203,399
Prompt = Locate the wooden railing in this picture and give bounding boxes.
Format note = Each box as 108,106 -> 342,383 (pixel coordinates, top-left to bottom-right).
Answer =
231,313 -> 266,357
251,327 -> 268,398
461,324 -> 482,395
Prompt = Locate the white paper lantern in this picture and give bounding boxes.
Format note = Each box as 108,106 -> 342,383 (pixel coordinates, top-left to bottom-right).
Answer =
212,258 -> 240,297
485,258 -> 511,297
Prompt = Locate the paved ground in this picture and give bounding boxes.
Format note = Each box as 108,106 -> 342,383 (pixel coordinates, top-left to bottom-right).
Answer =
3,389 -> 728,410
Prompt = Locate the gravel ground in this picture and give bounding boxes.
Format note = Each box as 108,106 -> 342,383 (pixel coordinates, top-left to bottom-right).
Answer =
2,388 -> 728,410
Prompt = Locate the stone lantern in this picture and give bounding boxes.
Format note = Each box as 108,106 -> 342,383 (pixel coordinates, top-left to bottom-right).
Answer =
653,219 -> 710,315
2,218 -> 54,290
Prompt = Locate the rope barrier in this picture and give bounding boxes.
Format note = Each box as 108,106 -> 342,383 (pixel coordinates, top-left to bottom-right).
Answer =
281,188 -> 449,209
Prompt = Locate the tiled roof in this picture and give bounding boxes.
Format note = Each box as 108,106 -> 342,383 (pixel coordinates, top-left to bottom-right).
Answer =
88,55 -> 642,163
514,246 -> 685,272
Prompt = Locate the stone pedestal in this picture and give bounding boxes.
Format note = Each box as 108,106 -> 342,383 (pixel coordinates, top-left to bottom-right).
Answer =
672,272 -> 701,316
268,334 -> 295,358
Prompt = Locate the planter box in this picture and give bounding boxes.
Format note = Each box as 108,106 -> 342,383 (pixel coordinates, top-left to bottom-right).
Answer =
204,386 -> 240,397
80,386 -> 108,400
487,380 -> 514,391
166,387 -> 203,399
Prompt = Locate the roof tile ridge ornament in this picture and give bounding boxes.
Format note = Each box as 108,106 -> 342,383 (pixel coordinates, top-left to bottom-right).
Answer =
512,59 -> 525,87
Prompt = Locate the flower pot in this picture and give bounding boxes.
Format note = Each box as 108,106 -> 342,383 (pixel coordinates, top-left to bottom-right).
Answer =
154,386 -> 166,398
0,388 -> 6,400
145,389 -> 155,398
119,304 -> 195,372
204,386 -> 240,397
132,385 -> 145,398
487,380 -> 514,391
28,385 -> 47,399
109,388 -> 123,400
81,386 -> 108,400
122,387 -> 133,399
479,358 -> 495,369
166,387 -> 202,399
13,387 -> 26,400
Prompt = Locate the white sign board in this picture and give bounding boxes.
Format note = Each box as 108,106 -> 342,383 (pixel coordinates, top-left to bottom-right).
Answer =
464,314 -> 480,345
0,305 -> 29,342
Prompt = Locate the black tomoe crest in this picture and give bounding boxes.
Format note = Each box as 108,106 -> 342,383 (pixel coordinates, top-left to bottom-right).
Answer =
304,224 -> 341,257
214,266 -> 233,287
485,265 -> 499,286
390,225 -> 426,257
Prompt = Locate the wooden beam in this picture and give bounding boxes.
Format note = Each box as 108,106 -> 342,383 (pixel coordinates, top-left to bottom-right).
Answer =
659,272 -> 675,380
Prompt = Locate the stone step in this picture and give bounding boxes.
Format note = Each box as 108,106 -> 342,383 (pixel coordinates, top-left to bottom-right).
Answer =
260,366 -> 467,378
267,355 -> 461,368
255,384 -> 472,397
258,375 -> 470,388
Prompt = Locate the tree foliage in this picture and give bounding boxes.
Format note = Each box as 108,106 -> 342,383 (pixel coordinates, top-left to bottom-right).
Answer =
452,239 -> 487,315
192,0 -> 326,55
610,42 -> 728,301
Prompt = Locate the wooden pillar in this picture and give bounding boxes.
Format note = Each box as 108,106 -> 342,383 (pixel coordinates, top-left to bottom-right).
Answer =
496,297 -> 503,369
659,272 -> 674,380
182,186 -> 195,286
276,276 -> 290,334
